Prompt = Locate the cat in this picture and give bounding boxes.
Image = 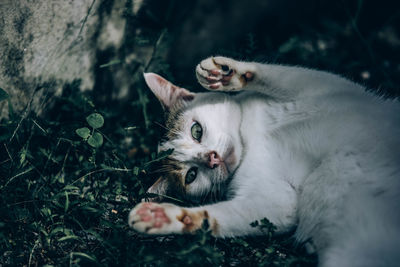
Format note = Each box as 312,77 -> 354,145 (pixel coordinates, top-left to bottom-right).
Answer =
129,56 -> 400,266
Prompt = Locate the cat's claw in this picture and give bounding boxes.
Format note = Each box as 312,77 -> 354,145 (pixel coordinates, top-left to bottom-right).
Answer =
129,202 -> 186,235
196,56 -> 255,91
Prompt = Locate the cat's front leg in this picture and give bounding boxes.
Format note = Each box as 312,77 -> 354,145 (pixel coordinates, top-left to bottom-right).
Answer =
197,56 -> 365,100
130,195 -> 296,237
196,56 -> 256,91
129,202 -> 214,235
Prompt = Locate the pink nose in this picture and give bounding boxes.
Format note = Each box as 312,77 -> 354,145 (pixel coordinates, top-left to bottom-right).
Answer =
208,151 -> 221,169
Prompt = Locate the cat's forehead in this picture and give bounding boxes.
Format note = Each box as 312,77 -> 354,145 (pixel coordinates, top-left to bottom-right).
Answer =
164,92 -> 232,138
159,137 -> 202,163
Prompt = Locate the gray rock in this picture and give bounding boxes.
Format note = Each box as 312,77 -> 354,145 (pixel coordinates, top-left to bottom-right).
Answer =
0,0 -> 146,118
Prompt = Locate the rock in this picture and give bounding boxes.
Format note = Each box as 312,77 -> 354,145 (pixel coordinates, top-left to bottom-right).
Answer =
0,0 -> 147,118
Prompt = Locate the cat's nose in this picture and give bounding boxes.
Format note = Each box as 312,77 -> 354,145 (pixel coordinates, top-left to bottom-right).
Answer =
207,151 -> 221,169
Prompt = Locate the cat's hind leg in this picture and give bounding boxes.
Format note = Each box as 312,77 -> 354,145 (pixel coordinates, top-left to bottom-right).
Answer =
196,56 -> 256,91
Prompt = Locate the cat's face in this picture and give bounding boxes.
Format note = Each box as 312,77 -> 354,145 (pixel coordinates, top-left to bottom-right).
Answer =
144,73 -> 242,202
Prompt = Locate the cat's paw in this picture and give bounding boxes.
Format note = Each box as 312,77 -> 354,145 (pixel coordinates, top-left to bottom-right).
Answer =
128,202 -> 192,235
196,56 -> 255,91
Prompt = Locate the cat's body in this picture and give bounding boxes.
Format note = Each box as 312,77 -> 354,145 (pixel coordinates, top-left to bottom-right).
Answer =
129,56 -> 400,266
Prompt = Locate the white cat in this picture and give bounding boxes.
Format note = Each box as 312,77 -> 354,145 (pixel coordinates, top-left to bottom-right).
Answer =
129,56 -> 400,266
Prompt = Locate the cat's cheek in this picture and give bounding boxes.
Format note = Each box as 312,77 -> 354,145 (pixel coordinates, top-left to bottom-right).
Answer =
221,146 -> 240,177
224,149 -> 237,174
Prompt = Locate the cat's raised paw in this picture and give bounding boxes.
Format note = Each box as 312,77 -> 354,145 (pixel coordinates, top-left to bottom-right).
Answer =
196,56 -> 255,91
128,202 -> 187,235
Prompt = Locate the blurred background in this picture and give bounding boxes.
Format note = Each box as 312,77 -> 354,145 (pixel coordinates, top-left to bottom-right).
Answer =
0,0 -> 399,265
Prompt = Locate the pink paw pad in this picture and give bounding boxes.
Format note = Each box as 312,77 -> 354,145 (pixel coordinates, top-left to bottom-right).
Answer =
209,83 -> 220,89
206,67 -> 235,89
136,203 -> 171,228
244,71 -> 254,81
209,69 -> 221,76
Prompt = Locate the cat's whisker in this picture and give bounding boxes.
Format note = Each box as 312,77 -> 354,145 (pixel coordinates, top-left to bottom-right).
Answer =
153,121 -> 169,131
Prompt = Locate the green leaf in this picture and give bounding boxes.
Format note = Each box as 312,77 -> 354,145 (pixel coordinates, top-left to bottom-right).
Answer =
278,36 -> 299,54
0,88 -> 9,102
133,166 -> 140,176
86,113 -> 104,129
58,235 -> 81,242
50,226 -> 65,236
99,59 -> 121,68
63,185 -> 80,192
20,148 -> 27,165
75,127 -> 90,139
80,206 -> 101,214
87,132 -> 103,148
71,252 -> 98,263
40,208 -> 51,218
64,191 -> 69,213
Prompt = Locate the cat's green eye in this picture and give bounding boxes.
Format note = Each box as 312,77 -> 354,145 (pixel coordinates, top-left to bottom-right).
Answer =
185,167 -> 198,184
191,122 -> 203,142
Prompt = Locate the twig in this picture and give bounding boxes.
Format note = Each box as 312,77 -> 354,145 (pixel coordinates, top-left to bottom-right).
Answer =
28,239 -> 40,267
0,158 -> 11,165
4,199 -> 49,208
111,151 -> 128,169
153,121 -> 169,131
135,28 -> 168,128
4,143 -> 13,162
78,0 -> 96,38
144,193 -> 184,204
32,119 -> 47,135
70,167 -> 132,186
1,167 -> 34,190
9,102 -> 30,142
59,146 -> 71,174
42,138 -> 61,172
97,129 -> 116,146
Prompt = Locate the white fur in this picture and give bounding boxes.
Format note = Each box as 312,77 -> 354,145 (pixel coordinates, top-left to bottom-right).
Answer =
132,57 -> 400,266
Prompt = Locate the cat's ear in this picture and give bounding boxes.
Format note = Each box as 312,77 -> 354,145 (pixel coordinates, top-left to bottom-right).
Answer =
143,73 -> 195,111
146,177 -> 168,197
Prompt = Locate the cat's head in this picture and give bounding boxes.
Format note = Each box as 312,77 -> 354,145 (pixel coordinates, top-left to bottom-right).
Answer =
143,73 -> 243,202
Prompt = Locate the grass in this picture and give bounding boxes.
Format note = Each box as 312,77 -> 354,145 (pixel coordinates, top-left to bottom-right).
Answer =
0,0 -> 399,266
0,86 -> 315,266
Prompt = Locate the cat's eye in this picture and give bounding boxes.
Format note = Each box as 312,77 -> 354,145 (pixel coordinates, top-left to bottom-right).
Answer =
191,122 -> 203,142
185,167 -> 198,184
